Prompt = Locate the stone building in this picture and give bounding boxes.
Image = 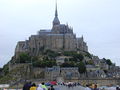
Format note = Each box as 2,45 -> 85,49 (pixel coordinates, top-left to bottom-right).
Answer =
45,66 -> 60,81
45,66 -> 79,81
60,67 -> 79,80
15,4 -> 88,57
55,56 -> 72,65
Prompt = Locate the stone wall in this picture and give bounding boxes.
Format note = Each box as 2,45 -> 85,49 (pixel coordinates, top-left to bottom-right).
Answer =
65,78 -> 120,86
32,68 -> 45,79
9,63 -> 30,72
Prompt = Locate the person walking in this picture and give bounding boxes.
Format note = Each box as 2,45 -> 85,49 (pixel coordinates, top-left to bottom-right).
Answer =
93,84 -> 99,90
30,83 -> 37,90
48,85 -> 55,90
41,82 -> 48,90
37,84 -> 44,90
23,82 -> 32,90
84,84 -> 92,90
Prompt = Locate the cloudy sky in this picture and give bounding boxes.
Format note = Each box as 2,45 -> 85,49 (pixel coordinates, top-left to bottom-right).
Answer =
0,0 -> 120,67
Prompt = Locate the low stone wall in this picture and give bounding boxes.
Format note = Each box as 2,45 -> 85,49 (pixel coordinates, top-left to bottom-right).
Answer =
65,78 -> 120,86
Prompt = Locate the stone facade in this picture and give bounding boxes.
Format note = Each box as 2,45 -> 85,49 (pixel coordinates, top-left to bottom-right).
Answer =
61,67 -> 80,80
15,5 -> 88,57
56,56 -> 72,65
44,66 -> 79,81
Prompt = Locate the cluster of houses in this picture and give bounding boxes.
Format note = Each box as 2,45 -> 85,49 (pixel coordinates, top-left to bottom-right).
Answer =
29,54 -> 120,81
45,55 -> 120,80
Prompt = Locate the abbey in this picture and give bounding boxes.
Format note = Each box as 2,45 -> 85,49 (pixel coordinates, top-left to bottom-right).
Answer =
15,5 -> 88,56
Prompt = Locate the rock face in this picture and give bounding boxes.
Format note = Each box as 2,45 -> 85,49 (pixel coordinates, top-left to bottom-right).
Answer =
15,5 -> 88,58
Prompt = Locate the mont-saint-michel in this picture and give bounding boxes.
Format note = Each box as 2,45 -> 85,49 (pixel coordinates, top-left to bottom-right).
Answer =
0,2 -> 120,89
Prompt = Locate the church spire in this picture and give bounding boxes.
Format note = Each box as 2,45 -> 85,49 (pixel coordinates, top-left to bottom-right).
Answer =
53,0 -> 60,26
55,1 -> 58,17
81,35 -> 84,41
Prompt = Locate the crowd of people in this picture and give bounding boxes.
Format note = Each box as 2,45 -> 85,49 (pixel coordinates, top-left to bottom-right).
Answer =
22,81 -> 120,90
58,82 -> 99,90
23,82 -> 54,90
84,84 -> 120,90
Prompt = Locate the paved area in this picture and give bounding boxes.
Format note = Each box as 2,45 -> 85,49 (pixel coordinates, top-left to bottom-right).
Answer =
4,86 -> 85,90
50,85 -> 85,90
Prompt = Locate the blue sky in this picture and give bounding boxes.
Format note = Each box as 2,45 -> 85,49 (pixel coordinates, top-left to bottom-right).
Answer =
0,0 -> 120,67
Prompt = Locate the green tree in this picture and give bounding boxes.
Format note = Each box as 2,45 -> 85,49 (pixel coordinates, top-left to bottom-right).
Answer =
32,60 -> 42,67
84,52 -> 92,59
3,64 -> 9,75
63,51 -> 76,56
106,59 -> 112,65
63,51 -> 84,61
31,56 -> 39,62
33,59 -> 57,68
44,49 -> 60,58
86,60 -> 94,65
47,60 -> 57,67
17,53 -> 31,63
60,62 -> 75,67
69,58 -> 75,61
73,53 -> 84,61
77,61 -> 86,74
64,58 -> 69,62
